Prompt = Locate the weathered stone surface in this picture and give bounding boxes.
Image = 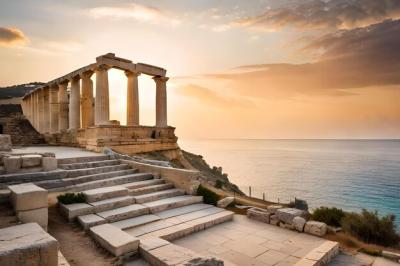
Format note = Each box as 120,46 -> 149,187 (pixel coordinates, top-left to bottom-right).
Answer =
216,197 -> 234,208
9,183 -> 48,211
270,214 -> 280,226
382,250 -> 400,261
60,203 -> 94,221
83,186 -> 128,203
304,221 -> 327,237
180,256 -> 224,266
21,154 -> 42,167
247,207 -> 270,223
0,134 -> 12,151
279,222 -> 295,230
4,156 -> 21,173
17,207 -> 48,230
267,205 -> 283,214
90,224 -> 139,256
78,214 -> 106,230
42,157 -> 57,171
0,223 -> 58,266
276,208 -> 306,225
293,216 -> 306,232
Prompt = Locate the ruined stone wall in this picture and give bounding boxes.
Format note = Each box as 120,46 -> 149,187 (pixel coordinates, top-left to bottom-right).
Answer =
0,104 -> 44,145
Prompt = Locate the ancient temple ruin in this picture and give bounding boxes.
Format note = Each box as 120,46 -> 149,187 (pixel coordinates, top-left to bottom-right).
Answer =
21,53 -> 177,154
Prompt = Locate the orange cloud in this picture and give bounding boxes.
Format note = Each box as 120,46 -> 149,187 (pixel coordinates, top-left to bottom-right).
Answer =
0,27 -> 27,46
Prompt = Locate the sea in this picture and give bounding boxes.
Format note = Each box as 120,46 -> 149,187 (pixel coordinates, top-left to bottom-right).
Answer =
179,139 -> 400,228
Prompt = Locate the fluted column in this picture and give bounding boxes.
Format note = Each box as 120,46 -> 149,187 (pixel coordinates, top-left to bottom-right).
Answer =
154,76 -> 169,127
49,85 -> 59,133
69,77 -> 81,130
58,82 -> 69,131
80,71 -> 94,128
125,71 -> 140,126
95,65 -> 110,125
31,94 -> 34,123
43,88 -> 50,133
34,91 -> 39,130
38,89 -> 45,133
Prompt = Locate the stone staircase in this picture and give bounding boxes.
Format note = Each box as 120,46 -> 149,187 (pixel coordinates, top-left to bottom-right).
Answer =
58,156 -> 234,264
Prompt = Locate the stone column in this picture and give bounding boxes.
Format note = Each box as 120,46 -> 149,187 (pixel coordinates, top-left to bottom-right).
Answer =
38,89 -> 45,133
58,82 -> 69,131
95,65 -> 110,125
43,88 -> 50,133
69,77 -> 81,130
80,71 -> 94,128
49,85 -> 59,133
34,91 -> 39,130
154,76 -> 169,127
125,71 -> 140,126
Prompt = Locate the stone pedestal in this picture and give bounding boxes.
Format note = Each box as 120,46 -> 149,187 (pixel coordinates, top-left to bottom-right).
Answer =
58,82 -> 69,131
154,76 -> 168,127
69,77 -> 81,130
95,65 -> 110,125
126,71 -> 140,126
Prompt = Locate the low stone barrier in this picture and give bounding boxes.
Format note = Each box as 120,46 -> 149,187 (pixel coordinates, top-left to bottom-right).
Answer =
3,153 -> 57,174
247,206 -> 328,237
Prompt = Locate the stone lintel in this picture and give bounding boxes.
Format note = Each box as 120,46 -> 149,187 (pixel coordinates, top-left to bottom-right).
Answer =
136,63 -> 166,77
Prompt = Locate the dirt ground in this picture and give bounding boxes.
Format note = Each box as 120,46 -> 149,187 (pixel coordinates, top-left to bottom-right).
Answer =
47,206 -> 115,266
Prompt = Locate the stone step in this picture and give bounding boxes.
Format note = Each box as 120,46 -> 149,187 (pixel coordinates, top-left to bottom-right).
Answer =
155,203 -> 213,219
59,159 -> 120,170
111,214 -> 161,230
84,186 -> 129,203
66,164 -> 131,178
129,183 -> 175,196
89,195 -> 133,212
71,173 -> 154,192
143,195 -> 203,213
78,214 -> 106,230
90,223 -> 140,257
294,240 -> 339,266
133,189 -> 185,204
38,169 -> 138,190
57,155 -> 109,165
122,179 -> 165,190
97,204 -> 150,223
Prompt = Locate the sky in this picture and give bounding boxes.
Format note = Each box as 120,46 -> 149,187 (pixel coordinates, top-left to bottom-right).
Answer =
0,0 -> 400,139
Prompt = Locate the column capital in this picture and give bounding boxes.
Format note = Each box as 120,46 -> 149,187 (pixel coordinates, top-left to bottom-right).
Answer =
80,70 -> 94,79
124,70 -> 141,77
68,75 -> 80,82
57,80 -> 69,86
153,76 -> 169,83
95,64 -> 111,72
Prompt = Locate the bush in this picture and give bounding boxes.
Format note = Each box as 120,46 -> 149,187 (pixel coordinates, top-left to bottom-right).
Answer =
215,179 -> 223,189
341,209 -> 400,247
197,185 -> 220,205
312,207 -> 345,227
57,192 -> 86,205
359,247 -> 382,256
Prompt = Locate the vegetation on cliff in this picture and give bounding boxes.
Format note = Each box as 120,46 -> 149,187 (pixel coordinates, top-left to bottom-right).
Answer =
0,82 -> 44,99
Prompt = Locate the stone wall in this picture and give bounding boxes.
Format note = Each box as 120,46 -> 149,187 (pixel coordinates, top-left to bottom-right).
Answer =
0,104 -> 44,145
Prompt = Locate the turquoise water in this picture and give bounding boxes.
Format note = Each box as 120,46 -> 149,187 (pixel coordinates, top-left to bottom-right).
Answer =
179,139 -> 400,228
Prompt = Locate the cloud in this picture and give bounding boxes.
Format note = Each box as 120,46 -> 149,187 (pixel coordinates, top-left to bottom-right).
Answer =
89,3 -> 180,26
235,0 -> 400,31
175,84 -> 254,108
0,27 -> 27,46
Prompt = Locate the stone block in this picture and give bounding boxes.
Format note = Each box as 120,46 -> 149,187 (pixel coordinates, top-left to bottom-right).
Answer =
247,207 -> 270,223
276,208 -> 306,225
90,224 -> 139,256
42,157 -> 57,171
382,250 -> 400,261
304,221 -> 327,237
21,154 -> 42,167
9,183 -> 48,211
60,203 -> 94,221
4,156 -> 21,173
270,214 -> 280,226
217,197 -> 234,208
267,205 -> 283,214
0,134 -> 12,151
78,214 -> 106,230
293,216 -> 306,232
17,207 -> 48,230
83,186 -> 128,203
279,222 -> 295,230
0,223 -> 58,266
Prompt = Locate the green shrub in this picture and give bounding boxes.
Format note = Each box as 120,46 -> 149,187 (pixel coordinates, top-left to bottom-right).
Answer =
57,192 -> 86,205
312,207 -> 345,227
215,179 -> 223,189
359,247 -> 382,256
341,209 -> 400,247
197,185 -> 220,205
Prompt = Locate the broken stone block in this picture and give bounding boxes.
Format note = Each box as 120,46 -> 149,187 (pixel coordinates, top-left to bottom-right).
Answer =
17,207 -> 48,230
0,223 -> 58,266
42,157 -> 57,171
267,205 -> 283,214
217,197 -> 234,208
4,156 -> 21,173
304,221 -> 327,237
270,214 -> 280,226
293,216 -> 307,232
0,134 -> 12,151
60,203 -> 94,222
247,207 -> 270,223
9,183 -> 48,211
279,221 -> 295,230
276,208 -> 306,224
21,154 -> 42,167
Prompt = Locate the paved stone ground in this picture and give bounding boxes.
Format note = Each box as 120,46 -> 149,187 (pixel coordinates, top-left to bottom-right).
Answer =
328,252 -> 399,266
173,215 -> 329,266
12,145 -> 103,159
